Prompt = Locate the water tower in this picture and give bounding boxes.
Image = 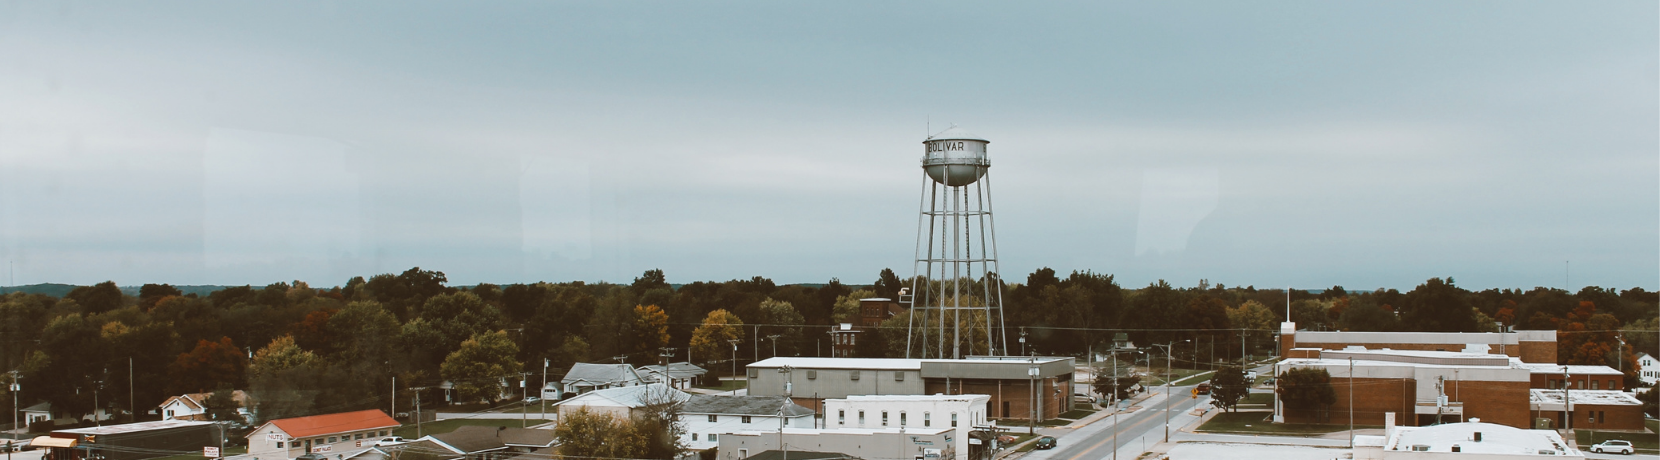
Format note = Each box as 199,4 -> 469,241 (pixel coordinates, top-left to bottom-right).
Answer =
904,125 -> 1009,359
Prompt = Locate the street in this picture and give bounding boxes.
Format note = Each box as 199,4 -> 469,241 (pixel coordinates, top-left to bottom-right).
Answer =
1021,383 -> 1208,460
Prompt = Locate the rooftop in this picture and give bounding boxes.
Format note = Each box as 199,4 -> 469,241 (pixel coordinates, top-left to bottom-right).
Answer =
553,383 -> 688,409
55,420 -> 213,435
562,362 -> 640,385
681,395 -> 814,417
1514,362 -> 1624,375
749,356 -> 1070,370
261,410 -> 399,439
741,451 -> 857,460
841,394 -> 991,403
1529,389 -> 1642,407
1386,422 -> 1574,456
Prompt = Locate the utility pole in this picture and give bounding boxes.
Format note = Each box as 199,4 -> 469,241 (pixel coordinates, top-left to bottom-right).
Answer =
1110,346 -> 1119,460
10,371 -> 18,460
128,357 -> 133,423
728,339 -> 741,396
541,358 -> 549,415
521,372 -> 530,427
1027,353 -> 1037,436
414,389 -> 422,438
1348,358 -> 1354,449
391,376 -> 396,421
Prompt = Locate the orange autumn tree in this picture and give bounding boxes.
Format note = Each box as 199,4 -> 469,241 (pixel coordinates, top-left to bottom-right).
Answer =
633,305 -> 671,354
168,337 -> 247,393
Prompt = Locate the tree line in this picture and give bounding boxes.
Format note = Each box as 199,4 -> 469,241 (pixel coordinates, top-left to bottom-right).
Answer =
0,267 -> 1653,427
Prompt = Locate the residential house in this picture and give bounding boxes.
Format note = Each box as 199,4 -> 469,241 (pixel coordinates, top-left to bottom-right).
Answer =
560,362 -> 645,395
550,383 -> 687,421
1637,353 -> 1657,386
20,402 -> 52,427
380,440 -> 463,460
679,395 -> 814,451
158,391 -> 251,422
638,362 -> 708,390
245,409 -> 401,460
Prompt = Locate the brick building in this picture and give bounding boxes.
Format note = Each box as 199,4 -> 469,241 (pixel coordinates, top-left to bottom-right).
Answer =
1275,348 -> 1534,428
1528,389 -> 1647,431
1280,327 -> 1557,364
1518,363 -> 1627,391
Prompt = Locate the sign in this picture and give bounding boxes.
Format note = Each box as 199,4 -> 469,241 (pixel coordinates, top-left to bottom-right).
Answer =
314,445 -> 333,453
266,433 -> 286,441
203,447 -> 220,458
355,441 -> 363,448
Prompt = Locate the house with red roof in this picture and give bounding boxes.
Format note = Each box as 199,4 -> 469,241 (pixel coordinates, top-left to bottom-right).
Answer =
245,410 -> 400,459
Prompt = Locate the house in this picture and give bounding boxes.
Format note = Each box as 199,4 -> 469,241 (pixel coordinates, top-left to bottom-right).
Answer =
550,383 -> 687,421
245,409 -> 401,459
380,440 -> 462,460
1637,352 -> 1657,386
20,402 -> 52,426
560,362 -> 645,395
718,427 -> 953,460
420,425 -> 556,458
827,324 -> 859,358
638,362 -> 708,390
822,394 -> 991,460
679,395 -> 814,450
1352,415 -> 1582,459
158,391 -> 251,421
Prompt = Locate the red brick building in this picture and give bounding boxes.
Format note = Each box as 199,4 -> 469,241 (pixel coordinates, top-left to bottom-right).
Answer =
1528,389 -> 1647,430
1275,348 -> 1534,428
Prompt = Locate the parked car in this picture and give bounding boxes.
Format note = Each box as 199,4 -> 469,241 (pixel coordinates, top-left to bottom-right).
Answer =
1195,382 -> 1212,395
1590,440 -> 1633,455
374,436 -> 408,447
1245,371 -> 1259,381
1035,436 -> 1058,450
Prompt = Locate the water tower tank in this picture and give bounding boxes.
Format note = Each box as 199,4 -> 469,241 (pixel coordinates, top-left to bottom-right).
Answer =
922,126 -> 989,186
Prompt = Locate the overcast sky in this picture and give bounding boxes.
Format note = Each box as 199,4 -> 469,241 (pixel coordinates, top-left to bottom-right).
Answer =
0,1 -> 1655,291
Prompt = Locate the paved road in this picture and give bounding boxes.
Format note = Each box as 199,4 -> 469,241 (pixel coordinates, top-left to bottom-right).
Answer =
1021,385 -> 1207,460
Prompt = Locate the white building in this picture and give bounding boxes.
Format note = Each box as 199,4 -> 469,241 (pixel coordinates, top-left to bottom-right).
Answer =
1353,414 -> 1582,459
561,362 -> 646,395
638,362 -> 708,390
679,395 -> 814,451
158,391 -> 252,422
1637,353 -> 1657,386
718,427 -> 955,460
550,383 -> 687,421
244,409 -> 400,460
822,394 -> 990,460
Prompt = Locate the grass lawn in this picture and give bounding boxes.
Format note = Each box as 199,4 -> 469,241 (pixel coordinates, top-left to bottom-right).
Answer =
1647,418 -> 1658,434
1143,368 -> 1210,386
1576,429 -> 1659,453
1170,371 -> 1216,386
1058,407 -> 1098,420
150,446 -> 246,460
393,419 -> 552,438
1197,411 -> 1363,435
1241,393 -> 1274,406
694,380 -> 748,392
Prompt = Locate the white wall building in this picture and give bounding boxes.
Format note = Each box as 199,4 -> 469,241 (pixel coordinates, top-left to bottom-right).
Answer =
1353,414 -> 1582,459
550,383 -> 687,421
678,395 -> 814,451
1637,353 -> 1657,386
822,394 -> 990,460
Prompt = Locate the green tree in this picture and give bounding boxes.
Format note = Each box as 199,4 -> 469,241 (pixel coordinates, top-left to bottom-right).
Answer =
755,298 -> 804,357
67,281 -> 124,315
689,309 -> 744,366
1092,364 -> 1139,402
1209,366 -> 1249,413
1277,367 -> 1337,422
831,289 -> 877,324
440,330 -> 522,405
137,284 -> 182,311
873,268 -> 905,300
247,336 -> 322,421
202,387 -> 244,421
1400,278 -> 1477,332
1337,297 -> 1400,332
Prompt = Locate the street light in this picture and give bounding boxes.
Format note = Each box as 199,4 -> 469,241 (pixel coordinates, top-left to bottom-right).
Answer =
1019,328 -> 1027,357
1152,342 -> 1177,443
767,335 -> 782,358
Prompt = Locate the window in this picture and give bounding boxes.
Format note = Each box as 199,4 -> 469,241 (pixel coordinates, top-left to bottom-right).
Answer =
900,411 -> 907,426
1588,411 -> 1595,423
895,372 -> 905,382
882,411 -> 889,426
1598,411 -> 1605,423
838,410 -> 845,425
165,410 -> 174,417
807,370 -> 817,380
742,416 -> 752,423
952,412 -> 958,427
858,410 -> 865,426
748,368 -> 758,378
276,442 -> 284,449
692,433 -> 697,441
327,437 -> 336,443
924,412 -> 931,427
1607,379 -> 1615,389
851,370 -> 861,380
708,415 -> 718,422
1592,380 -> 1599,390
709,434 -> 717,442
354,434 -> 363,440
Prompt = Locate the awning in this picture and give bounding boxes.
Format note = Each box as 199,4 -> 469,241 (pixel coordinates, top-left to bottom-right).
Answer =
31,437 -> 78,448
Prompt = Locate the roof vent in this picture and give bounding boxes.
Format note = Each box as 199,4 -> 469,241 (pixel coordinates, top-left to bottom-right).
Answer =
1473,432 -> 1482,442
